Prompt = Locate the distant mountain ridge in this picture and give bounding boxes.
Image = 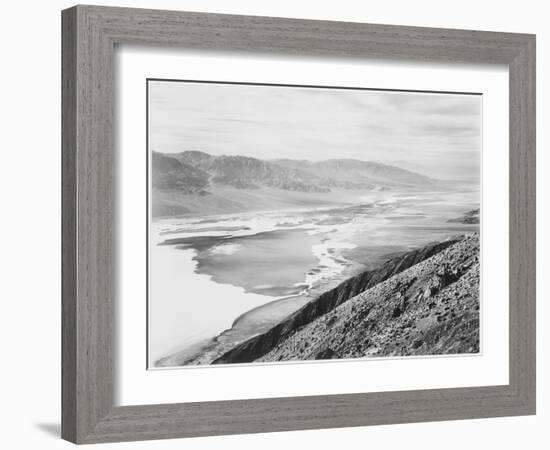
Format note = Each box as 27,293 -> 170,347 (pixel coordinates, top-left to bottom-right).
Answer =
152,150 -> 436,194
151,152 -> 209,194
171,151 -> 330,192
273,158 -> 434,188
150,150 -> 440,217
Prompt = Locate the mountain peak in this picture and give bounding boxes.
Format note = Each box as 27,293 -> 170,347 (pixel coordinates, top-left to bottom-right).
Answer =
153,150 -> 438,196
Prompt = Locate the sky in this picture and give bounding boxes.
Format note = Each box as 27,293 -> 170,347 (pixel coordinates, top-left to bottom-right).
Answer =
149,80 -> 481,181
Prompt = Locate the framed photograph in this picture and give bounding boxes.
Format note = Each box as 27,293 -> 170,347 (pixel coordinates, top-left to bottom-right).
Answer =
62,5 -> 536,444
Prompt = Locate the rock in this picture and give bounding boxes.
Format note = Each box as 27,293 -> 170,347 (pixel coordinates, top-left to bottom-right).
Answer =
392,306 -> 403,318
315,348 -> 336,360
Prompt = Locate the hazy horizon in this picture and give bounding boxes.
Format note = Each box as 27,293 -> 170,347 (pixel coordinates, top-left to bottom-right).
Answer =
149,80 -> 481,182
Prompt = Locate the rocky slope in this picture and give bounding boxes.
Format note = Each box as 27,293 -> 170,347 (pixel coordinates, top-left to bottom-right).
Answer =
210,238 -> 465,365
256,233 -> 479,362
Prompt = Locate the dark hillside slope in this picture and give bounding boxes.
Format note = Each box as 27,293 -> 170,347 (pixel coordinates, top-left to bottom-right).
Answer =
258,233 -> 480,362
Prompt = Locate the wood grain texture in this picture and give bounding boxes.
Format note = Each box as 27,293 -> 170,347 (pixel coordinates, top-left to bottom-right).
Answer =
61,4 -> 536,444
61,7 -> 77,443
508,36 -> 536,408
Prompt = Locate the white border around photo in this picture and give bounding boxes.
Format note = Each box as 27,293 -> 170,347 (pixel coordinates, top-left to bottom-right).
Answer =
114,45 -> 509,406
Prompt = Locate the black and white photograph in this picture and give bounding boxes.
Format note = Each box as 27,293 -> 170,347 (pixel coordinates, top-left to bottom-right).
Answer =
2,0 -> 544,447
148,80 -> 481,368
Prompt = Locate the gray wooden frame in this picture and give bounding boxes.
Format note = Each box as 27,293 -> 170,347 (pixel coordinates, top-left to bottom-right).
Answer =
61,4 -> 536,444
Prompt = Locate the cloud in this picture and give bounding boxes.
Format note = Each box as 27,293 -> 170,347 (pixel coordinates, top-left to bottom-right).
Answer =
149,80 -> 481,180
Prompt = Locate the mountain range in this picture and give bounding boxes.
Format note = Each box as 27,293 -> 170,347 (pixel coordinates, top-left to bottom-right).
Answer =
151,150 -> 438,217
